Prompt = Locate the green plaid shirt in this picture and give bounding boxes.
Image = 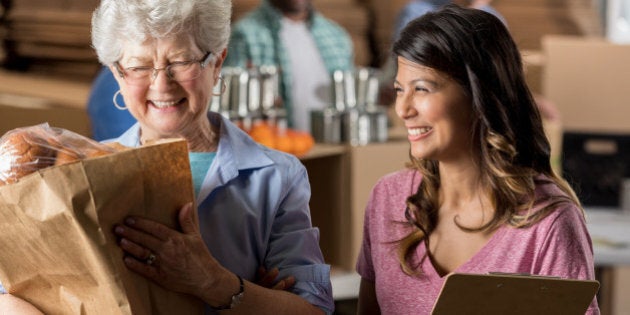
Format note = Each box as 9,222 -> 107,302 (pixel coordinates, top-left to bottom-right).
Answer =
225,0 -> 354,126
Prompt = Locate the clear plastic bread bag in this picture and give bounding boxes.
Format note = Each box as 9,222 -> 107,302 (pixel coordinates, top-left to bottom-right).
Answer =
0,123 -> 123,185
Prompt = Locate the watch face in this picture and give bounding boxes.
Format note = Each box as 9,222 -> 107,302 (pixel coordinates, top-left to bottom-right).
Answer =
229,275 -> 245,309
210,275 -> 244,310
230,291 -> 244,308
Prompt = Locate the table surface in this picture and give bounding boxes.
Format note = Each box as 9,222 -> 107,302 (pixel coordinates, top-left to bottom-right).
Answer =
585,207 -> 630,266
331,207 -> 630,300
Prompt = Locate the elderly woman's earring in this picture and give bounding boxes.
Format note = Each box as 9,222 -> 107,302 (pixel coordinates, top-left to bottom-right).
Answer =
212,76 -> 227,96
113,90 -> 127,110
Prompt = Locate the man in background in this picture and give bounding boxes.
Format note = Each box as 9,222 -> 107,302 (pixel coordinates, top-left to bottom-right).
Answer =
224,0 -> 354,132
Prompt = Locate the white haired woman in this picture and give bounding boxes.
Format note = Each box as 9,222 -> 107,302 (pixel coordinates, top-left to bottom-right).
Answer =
0,0 -> 333,314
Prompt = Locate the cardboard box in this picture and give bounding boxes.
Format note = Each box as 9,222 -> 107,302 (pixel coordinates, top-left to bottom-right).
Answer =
0,69 -> 92,137
0,93 -> 90,137
542,35 -> 630,134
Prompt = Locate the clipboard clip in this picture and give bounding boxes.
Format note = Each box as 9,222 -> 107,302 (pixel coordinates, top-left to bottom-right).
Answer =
487,272 -> 562,279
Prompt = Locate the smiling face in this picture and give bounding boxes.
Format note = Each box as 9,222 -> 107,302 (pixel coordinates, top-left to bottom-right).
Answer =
394,56 -> 474,163
110,34 -> 223,142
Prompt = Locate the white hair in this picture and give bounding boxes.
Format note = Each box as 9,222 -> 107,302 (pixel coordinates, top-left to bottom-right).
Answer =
91,0 -> 232,65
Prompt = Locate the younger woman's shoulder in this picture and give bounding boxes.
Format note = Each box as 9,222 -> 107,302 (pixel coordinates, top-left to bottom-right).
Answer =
531,176 -> 586,226
372,168 -> 421,195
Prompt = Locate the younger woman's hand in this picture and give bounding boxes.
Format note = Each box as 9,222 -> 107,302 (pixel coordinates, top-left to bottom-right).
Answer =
256,266 -> 296,291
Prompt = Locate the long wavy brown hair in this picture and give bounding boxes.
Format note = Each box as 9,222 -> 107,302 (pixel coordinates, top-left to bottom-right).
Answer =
392,4 -> 582,275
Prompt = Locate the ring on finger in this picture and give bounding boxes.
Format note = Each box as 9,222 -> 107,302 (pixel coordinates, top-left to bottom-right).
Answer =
145,253 -> 157,266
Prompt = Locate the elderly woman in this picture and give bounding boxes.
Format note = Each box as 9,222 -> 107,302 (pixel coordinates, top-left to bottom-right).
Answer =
0,0 -> 333,314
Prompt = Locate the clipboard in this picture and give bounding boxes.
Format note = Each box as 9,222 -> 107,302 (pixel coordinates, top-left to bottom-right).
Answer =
431,273 -> 599,315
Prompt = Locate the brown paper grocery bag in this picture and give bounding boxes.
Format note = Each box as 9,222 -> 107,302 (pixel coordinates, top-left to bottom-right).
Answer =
0,139 -> 203,315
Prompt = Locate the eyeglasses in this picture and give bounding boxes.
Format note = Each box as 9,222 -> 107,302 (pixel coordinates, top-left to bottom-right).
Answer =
114,52 -> 213,86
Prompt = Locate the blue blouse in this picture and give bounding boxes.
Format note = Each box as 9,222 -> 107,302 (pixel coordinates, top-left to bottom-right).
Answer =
110,112 -> 333,314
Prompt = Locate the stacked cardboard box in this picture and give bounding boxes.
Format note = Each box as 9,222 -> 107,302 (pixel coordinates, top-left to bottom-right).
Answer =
543,35 -> 630,134
361,0 -> 602,68
2,0 -> 100,80
543,35 -> 630,315
493,0 -> 602,50
493,0 -> 602,95
0,1 -> 7,64
2,0 -> 372,78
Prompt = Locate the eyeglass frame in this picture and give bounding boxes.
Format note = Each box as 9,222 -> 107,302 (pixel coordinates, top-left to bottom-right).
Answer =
113,51 -> 214,85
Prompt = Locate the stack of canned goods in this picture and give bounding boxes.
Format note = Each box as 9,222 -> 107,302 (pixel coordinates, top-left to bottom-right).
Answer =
209,66 -> 315,156
209,65 -> 285,131
310,68 -> 389,146
210,66 -> 389,147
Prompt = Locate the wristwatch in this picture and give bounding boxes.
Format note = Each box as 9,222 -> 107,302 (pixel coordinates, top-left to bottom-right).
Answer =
210,275 -> 244,311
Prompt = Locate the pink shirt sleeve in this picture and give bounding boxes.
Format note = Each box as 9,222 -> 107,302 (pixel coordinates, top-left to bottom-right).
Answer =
532,205 -> 599,314
356,179 -> 379,282
356,169 -> 420,282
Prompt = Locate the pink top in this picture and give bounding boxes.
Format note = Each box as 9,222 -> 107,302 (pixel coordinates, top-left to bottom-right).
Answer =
356,169 -> 600,315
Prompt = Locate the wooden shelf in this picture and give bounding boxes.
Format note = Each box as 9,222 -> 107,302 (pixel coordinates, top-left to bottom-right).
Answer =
300,143 -> 346,161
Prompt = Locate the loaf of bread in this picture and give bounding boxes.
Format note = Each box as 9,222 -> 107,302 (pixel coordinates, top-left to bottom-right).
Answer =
0,130 -> 57,185
0,124 -> 129,185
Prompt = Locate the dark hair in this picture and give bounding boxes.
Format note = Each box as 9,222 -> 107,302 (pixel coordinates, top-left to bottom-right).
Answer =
393,4 -> 581,275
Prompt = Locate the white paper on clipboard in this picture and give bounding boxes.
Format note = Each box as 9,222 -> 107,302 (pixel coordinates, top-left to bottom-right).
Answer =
431,273 -> 599,315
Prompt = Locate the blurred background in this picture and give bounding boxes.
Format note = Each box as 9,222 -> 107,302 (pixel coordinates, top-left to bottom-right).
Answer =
1,0 -> 629,314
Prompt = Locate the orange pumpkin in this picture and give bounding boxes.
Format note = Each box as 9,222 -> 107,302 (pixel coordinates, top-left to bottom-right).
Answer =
248,120 -> 275,149
274,132 -> 294,154
244,119 -> 314,156
288,130 -> 314,157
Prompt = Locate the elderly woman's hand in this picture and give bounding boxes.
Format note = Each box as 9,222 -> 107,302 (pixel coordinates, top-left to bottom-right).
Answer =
113,203 -> 226,297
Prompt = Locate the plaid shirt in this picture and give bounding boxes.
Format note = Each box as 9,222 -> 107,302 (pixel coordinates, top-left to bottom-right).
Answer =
225,0 -> 354,125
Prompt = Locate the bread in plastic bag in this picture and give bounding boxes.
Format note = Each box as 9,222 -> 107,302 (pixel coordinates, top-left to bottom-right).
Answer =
0,123 -> 128,185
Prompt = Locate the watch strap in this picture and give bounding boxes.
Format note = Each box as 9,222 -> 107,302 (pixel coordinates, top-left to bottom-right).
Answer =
210,275 -> 244,311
